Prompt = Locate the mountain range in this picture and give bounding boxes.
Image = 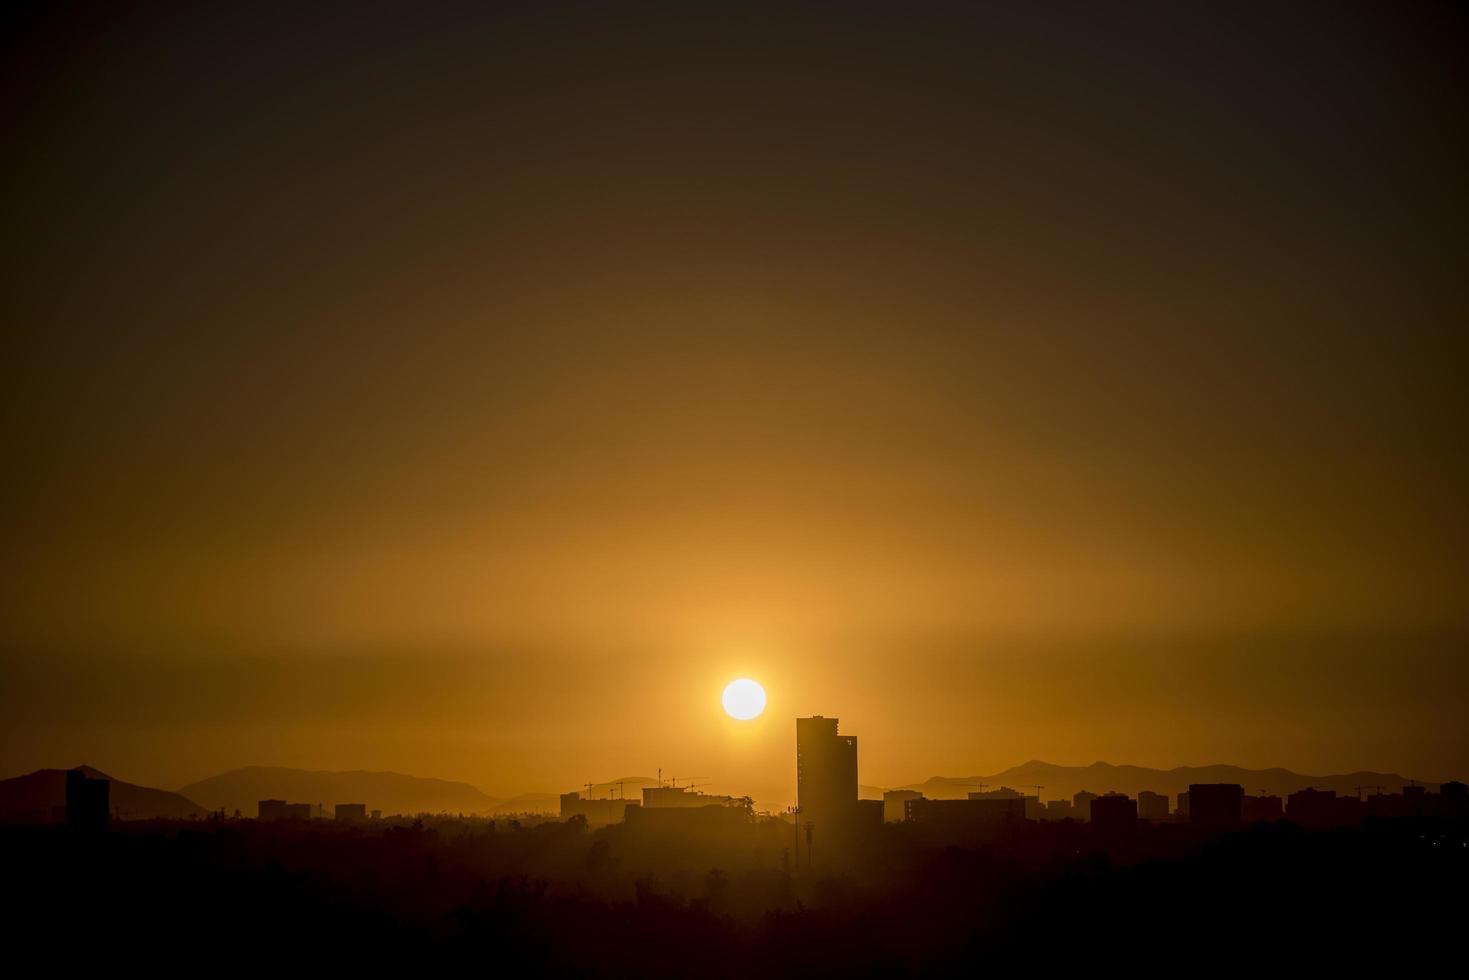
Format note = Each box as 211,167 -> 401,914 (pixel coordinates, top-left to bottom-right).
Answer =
179,766 -> 506,817
4,761 -> 1449,823
0,766 -> 208,821
890,760 -> 1443,801
174,769 -> 675,817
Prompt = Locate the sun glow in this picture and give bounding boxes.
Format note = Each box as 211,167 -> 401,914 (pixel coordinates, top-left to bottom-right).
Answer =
721,678 -> 767,720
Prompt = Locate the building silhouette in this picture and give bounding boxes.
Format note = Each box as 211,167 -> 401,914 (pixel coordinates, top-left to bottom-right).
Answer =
1039,799 -> 1076,821
66,768 -> 108,832
904,796 -> 1025,842
335,803 -> 368,822
642,785 -> 747,809
559,792 -> 639,827
1285,788 -> 1337,827
1137,790 -> 1169,821
1241,794 -> 1283,823
796,716 -> 858,837
968,786 -> 1041,820
1441,780 -> 1467,818
1072,790 -> 1098,821
883,789 -> 922,822
1188,784 -> 1243,831
258,799 -> 311,821
1090,793 -> 1137,835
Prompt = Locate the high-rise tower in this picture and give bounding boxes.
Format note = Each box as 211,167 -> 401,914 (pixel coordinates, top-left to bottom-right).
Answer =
796,715 -> 858,834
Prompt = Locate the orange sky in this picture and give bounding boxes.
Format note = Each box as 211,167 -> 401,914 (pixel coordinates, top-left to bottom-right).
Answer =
2,4 -> 1466,800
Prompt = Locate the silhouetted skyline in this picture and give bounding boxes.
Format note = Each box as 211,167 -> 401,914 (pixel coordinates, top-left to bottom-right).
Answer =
6,4 -> 1467,972
4,3 -> 1467,812
5,721 -> 1466,976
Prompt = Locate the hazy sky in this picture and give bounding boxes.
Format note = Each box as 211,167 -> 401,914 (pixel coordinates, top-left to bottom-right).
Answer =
3,3 -> 1466,802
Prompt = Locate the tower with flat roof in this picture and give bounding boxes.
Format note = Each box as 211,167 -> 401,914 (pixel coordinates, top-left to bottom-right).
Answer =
796,716 -> 858,836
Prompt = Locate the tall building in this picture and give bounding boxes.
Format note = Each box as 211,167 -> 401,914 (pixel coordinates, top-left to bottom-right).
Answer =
796,716 -> 858,834
66,768 -> 109,832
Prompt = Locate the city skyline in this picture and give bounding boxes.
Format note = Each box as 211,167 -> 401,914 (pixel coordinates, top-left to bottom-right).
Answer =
10,715 -> 1462,849
4,717 -> 1458,820
5,4 -> 1465,970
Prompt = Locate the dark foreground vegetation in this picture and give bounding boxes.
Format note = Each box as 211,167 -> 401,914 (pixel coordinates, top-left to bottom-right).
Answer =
5,815 -> 1464,976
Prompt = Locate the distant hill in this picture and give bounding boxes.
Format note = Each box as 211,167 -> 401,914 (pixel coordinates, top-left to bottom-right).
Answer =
179,767 -> 502,817
491,793 -> 560,815
893,761 -> 1444,802
0,766 -> 208,821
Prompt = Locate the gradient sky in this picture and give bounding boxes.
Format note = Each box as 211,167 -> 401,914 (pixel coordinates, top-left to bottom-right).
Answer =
3,3 -> 1466,803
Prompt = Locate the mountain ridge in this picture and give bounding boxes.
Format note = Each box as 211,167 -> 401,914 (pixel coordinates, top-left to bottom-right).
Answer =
179,766 -> 503,816
893,761 -> 1445,800
0,766 -> 209,820
9,760 -> 1445,821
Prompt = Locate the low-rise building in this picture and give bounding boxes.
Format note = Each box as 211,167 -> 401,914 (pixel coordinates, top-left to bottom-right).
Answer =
1241,794 -> 1282,823
883,789 -> 923,823
560,792 -> 640,827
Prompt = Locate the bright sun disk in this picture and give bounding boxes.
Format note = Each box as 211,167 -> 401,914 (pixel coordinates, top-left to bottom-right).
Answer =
721,678 -> 767,720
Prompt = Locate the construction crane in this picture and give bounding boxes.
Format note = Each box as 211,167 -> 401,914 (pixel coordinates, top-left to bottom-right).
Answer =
1025,785 -> 1044,799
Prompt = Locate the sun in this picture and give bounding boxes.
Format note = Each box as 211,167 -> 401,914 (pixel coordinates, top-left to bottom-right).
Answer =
721,678 -> 767,720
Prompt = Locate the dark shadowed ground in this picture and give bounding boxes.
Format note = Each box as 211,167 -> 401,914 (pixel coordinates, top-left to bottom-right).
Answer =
5,814 -> 1462,975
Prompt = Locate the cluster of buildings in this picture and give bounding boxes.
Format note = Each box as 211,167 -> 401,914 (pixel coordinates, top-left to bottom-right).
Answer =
58,722 -> 1467,843
552,716 -> 1468,850
560,783 -> 753,829
1282,783 -> 1467,827
882,778 -> 1468,836
257,800 -> 379,822
558,715 -> 882,858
